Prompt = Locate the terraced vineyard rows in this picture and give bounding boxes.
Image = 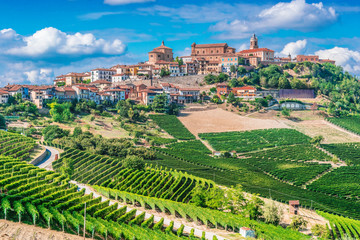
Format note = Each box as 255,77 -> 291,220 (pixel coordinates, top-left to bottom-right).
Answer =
199,128 -> 311,153
319,211 -> 360,239
327,116 -> 360,135
53,148 -> 211,203
150,141 -> 360,219
241,157 -> 332,186
0,131 -> 37,161
93,185 -> 310,240
321,143 -> 360,165
308,166 -> 360,199
149,115 -> 196,140
0,155 -> 195,240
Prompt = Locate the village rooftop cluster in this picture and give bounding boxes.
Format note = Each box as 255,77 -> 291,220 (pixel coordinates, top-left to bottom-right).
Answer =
0,35 -> 334,108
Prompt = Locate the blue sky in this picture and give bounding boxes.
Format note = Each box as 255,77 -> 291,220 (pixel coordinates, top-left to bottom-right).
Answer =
1,0 -> 360,85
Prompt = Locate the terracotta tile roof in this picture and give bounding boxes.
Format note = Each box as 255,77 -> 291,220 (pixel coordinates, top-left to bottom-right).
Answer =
113,73 -> 127,76
180,88 -> 200,91
238,48 -> 275,53
235,86 -> 256,91
91,80 -> 112,84
0,89 -> 9,94
194,43 -> 227,48
91,68 -> 116,71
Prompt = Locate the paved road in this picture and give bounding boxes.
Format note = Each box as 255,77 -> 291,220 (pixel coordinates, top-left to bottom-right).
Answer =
36,147 -> 227,240
35,146 -> 59,170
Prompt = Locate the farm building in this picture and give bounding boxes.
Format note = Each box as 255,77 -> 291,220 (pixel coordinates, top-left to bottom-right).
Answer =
289,200 -> 300,215
279,89 -> 315,99
240,227 -> 256,238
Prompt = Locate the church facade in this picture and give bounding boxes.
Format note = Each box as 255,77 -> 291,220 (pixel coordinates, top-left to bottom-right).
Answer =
148,41 -> 174,65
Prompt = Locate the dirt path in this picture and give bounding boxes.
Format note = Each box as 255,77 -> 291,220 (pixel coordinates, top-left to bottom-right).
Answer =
0,220 -> 91,240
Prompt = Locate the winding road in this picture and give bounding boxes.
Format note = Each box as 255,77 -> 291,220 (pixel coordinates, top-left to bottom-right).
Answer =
34,146 -> 228,240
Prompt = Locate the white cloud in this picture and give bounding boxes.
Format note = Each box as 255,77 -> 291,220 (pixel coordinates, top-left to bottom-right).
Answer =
281,39 -> 307,56
211,0 -> 338,39
24,68 -> 54,84
79,11 -> 124,20
138,3 -> 257,23
5,27 -> 126,58
316,47 -> 360,74
176,47 -> 191,57
237,43 -> 248,52
104,0 -> 155,5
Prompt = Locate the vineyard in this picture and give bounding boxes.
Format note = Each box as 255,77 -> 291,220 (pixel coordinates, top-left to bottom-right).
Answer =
149,115 -> 196,140
319,211 -> 360,239
93,185 -> 310,240
308,166 -> 360,199
0,155 -> 201,240
327,116 -> 360,135
321,143 -> 360,165
0,131 -> 37,161
53,148 -> 211,203
150,140 -> 360,219
199,129 -> 311,153
241,156 -> 332,186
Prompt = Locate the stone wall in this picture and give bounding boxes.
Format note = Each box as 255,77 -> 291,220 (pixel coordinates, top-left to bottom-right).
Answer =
29,148 -> 49,166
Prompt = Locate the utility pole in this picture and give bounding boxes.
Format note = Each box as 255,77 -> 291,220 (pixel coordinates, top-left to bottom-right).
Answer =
83,202 -> 86,240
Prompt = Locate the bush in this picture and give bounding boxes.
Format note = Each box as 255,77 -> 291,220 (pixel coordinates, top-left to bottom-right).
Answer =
123,155 -> 145,171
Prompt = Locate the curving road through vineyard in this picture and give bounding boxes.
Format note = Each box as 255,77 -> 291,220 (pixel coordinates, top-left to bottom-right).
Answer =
36,146 -> 228,240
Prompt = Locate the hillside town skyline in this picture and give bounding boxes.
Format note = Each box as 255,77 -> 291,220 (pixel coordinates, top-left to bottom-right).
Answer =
0,0 -> 360,87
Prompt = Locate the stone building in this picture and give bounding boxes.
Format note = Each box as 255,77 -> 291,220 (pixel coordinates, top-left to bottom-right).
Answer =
191,43 -> 235,62
148,41 -> 174,65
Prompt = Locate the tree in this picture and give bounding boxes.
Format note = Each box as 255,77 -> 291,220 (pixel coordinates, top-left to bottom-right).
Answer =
217,73 -> 229,83
278,76 -> 291,89
160,68 -> 170,77
281,107 -> 291,117
72,127 -> 83,137
225,184 -> 246,214
289,216 -> 307,231
237,66 -> 247,75
48,102 -> 74,122
167,102 -> 180,115
243,195 -> 264,220
123,155 -> 145,171
42,125 -> 70,142
0,114 -> 6,129
227,92 -> 236,104
204,74 -> 217,84
230,65 -> 236,74
175,56 -> 184,66
310,135 -> 324,146
263,201 -> 283,225
191,185 -> 224,210
152,93 -> 168,113
311,224 -> 330,239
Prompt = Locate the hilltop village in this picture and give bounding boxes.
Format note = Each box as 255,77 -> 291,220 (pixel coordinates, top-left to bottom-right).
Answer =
0,35 -> 335,109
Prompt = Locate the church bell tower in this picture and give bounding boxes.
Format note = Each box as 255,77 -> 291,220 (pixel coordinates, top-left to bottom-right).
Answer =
250,34 -> 258,49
